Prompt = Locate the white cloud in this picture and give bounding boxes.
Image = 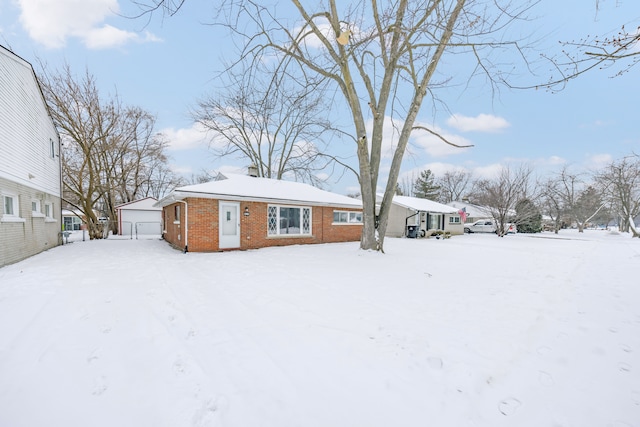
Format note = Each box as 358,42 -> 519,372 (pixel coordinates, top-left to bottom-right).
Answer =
471,163 -> 504,179
16,0 -> 158,49
292,18 -> 362,50
161,123 -> 210,151
84,25 -> 137,49
447,113 -> 510,133
546,155 -> 566,165
364,116 -> 471,159
585,153 -> 613,169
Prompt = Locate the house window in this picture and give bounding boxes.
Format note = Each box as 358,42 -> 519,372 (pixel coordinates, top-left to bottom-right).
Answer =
449,216 -> 461,224
44,202 -> 54,219
267,205 -> 311,236
333,210 -> 363,224
174,205 -> 181,223
2,193 -> 24,222
4,194 -> 16,216
50,138 -> 55,158
31,199 -> 46,218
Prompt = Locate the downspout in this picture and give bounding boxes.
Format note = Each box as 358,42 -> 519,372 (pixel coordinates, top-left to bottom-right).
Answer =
405,211 -> 420,236
176,199 -> 188,253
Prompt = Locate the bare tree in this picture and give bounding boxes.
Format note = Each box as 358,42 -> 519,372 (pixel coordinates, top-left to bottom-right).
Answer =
540,178 -> 565,233
436,170 -> 473,204
135,0 -> 541,252
473,165 -> 535,236
195,63 -> 350,187
596,155 -> 640,237
549,166 -> 605,233
542,25 -> 640,90
39,64 -> 177,238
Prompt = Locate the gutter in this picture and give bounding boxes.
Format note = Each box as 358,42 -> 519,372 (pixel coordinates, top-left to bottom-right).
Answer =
176,199 -> 188,253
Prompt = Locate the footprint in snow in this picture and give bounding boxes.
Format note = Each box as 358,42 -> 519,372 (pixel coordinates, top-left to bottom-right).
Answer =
620,344 -> 632,353
498,397 -> 522,416
92,376 -> 108,396
618,362 -> 631,373
192,395 -> 227,427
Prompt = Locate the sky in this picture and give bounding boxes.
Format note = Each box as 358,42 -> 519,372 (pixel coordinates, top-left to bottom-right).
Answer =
1,0 -> 639,195
0,229 -> 639,426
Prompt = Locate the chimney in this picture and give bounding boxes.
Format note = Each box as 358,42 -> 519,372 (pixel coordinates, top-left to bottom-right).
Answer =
247,164 -> 258,177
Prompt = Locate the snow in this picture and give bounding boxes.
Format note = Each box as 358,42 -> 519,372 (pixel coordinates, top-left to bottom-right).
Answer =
157,173 -> 362,208
0,230 -> 639,427
386,194 -> 458,213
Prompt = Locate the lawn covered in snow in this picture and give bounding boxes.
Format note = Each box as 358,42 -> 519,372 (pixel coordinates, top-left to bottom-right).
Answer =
0,230 -> 638,427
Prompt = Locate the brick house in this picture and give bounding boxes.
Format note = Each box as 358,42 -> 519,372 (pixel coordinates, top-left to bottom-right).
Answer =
154,173 -> 363,252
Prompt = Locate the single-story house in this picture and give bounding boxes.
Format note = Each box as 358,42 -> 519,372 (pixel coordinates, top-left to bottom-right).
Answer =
115,197 -> 162,236
448,201 -> 493,224
379,194 -> 463,238
62,209 -> 85,231
154,173 -> 363,252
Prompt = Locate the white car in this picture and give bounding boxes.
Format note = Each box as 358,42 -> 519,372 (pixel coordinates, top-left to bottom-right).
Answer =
464,219 -> 516,234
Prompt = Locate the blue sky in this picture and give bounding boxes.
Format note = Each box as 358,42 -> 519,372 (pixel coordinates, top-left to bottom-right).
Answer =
1,0 -> 638,196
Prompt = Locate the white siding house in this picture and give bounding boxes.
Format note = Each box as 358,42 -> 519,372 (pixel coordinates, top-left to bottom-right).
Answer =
116,197 -> 162,237
1,45 -> 62,267
379,194 -> 464,238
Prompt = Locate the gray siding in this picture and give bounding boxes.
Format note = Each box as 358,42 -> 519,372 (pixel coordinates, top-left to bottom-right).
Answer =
1,46 -> 62,267
0,178 -> 61,267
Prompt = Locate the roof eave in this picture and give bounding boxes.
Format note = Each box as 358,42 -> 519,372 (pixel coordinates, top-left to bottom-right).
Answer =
153,190 -> 362,209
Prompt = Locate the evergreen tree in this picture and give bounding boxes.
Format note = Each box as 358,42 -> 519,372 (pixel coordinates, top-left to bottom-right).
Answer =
515,198 -> 542,233
413,170 -> 440,200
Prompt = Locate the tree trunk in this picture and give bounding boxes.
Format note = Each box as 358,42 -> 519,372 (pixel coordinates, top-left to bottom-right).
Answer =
628,215 -> 639,237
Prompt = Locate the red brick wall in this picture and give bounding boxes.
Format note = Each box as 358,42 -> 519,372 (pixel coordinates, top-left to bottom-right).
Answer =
162,198 -> 362,252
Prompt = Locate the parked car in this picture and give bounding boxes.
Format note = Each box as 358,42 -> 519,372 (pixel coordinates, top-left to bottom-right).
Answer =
464,219 -> 516,234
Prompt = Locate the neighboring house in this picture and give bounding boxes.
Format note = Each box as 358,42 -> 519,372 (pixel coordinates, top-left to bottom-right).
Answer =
380,194 -> 463,238
154,173 -> 363,252
62,209 -> 85,231
448,201 -> 493,224
1,45 -> 62,268
115,197 -> 162,237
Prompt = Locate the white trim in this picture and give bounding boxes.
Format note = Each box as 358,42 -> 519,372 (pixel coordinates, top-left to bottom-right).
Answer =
1,215 -> 26,223
267,204 -> 312,236
333,210 -> 363,224
219,201 -> 240,249
2,192 -> 21,221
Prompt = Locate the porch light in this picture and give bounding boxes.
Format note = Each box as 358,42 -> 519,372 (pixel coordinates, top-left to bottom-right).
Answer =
244,207 -> 250,216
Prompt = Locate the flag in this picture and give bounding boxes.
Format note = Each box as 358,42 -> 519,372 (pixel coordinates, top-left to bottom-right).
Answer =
458,207 -> 467,222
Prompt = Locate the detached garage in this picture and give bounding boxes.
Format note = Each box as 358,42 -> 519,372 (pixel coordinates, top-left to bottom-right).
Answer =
116,197 -> 162,237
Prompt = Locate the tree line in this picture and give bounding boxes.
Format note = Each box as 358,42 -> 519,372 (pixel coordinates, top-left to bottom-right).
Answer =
38,65 -> 184,239
398,157 -> 640,237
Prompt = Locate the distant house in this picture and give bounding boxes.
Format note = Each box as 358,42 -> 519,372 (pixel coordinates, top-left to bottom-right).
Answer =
1,45 -> 62,267
154,173 -> 363,252
380,194 -> 463,238
115,197 -> 162,237
62,209 -> 85,231
448,201 -> 493,224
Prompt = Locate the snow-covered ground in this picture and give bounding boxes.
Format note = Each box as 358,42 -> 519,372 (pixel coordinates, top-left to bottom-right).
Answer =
0,230 -> 638,427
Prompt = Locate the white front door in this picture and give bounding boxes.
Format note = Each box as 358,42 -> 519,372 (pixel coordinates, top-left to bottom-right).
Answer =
219,201 -> 240,249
